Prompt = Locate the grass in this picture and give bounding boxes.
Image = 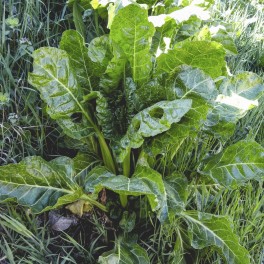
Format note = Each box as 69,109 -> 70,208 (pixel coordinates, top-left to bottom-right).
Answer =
0,0 -> 71,165
0,0 -> 264,263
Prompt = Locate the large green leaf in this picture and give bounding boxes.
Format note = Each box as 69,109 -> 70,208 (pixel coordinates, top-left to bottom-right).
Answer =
200,140 -> 264,188
133,165 -> 168,222
204,72 -> 264,138
87,164 -> 168,221
0,156 -> 82,213
60,30 -> 92,90
219,72 -> 264,100
169,65 -> 218,103
98,241 -> 150,264
28,47 -> 95,141
156,41 -> 226,79
182,211 -> 250,264
147,99 -> 209,158
110,4 -> 155,83
115,99 -> 192,162
83,166 -> 115,197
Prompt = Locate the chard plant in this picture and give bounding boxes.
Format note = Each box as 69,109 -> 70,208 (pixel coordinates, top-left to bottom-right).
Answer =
0,1 -> 264,263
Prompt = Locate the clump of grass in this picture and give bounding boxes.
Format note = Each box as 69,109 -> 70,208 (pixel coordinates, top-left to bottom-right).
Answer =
0,0 -> 71,165
0,205 -> 112,263
213,0 -> 264,75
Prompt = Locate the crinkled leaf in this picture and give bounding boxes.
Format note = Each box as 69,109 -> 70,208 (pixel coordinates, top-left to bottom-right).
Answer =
115,99 -> 192,162
72,1 -> 86,38
73,152 -> 101,186
88,35 -> 113,77
84,166 -> 115,196
59,30 -> 102,90
110,4 -> 155,83
73,152 -> 100,174
170,65 -> 218,103
175,16 -> 202,42
165,173 -> 188,221
200,140 -> 264,188
156,41 -> 226,79
0,156 -> 82,213
100,42 -> 127,92
28,47 -> 94,141
134,76 -> 167,111
98,241 -> 150,264
147,99 -> 209,157
83,91 -> 114,139
65,200 -> 93,217
182,211 -> 250,264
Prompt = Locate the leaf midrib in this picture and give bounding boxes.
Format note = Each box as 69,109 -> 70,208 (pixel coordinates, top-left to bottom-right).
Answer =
182,213 -> 239,261
0,179 -> 73,194
35,62 -> 96,130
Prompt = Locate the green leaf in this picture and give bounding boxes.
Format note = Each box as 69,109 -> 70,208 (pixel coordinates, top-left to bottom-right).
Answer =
156,41 -> 226,79
182,211 -> 250,264
60,30 -> 92,90
89,165 -> 168,221
210,26 -> 238,55
200,140 -> 264,188
147,99 -> 209,158
94,175 -> 157,208
134,76 -> 167,111
164,173 -> 188,221
83,91 -> 114,139
110,4 -> 155,83
88,35 -> 113,77
28,47 -> 95,141
115,99 -> 192,162
98,241 -> 150,264
84,166 -> 115,196
100,42 -> 127,92
149,17 -> 177,56
219,72 -> 264,101
72,1 -> 86,38
107,0 -> 135,29
204,72 -> 264,138
0,156 -> 82,213
133,165 -> 168,222
170,65 -> 218,103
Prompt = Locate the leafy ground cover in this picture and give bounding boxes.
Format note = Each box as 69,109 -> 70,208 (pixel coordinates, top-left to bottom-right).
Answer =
0,0 -> 263,263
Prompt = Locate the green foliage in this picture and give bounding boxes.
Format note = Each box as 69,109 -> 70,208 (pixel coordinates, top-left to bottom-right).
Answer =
182,211 -> 251,264
1,1 -> 264,263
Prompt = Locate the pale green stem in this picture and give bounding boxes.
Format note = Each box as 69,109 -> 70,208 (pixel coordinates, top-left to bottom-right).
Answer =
120,148 -> 131,207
